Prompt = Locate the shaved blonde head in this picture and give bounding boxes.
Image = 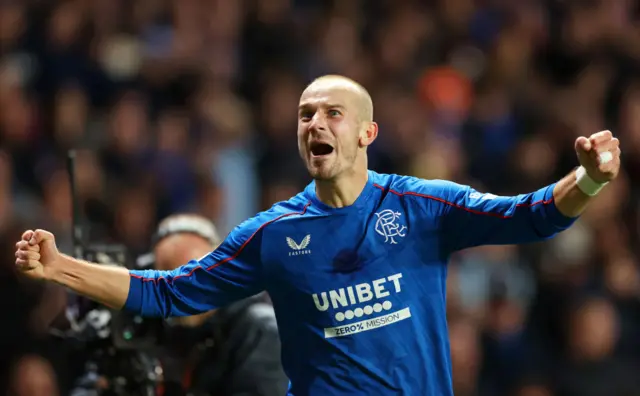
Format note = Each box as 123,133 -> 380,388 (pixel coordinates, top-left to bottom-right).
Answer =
304,75 -> 373,122
297,74 -> 379,184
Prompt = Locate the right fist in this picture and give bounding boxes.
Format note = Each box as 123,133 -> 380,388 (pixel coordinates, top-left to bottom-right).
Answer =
15,229 -> 61,281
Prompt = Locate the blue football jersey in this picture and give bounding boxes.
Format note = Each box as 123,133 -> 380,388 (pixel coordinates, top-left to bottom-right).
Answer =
126,170 -> 577,395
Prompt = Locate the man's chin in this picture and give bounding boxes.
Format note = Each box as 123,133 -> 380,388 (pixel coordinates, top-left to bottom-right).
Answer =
308,165 -> 336,181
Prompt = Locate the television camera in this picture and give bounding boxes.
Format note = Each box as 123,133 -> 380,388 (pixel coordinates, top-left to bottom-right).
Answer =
54,150 -> 164,396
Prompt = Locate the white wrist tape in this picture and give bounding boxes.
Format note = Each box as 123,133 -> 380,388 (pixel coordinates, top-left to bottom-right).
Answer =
575,166 -> 607,196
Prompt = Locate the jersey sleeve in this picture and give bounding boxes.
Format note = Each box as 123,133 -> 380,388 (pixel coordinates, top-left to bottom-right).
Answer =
123,217 -> 266,318
418,179 -> 578,253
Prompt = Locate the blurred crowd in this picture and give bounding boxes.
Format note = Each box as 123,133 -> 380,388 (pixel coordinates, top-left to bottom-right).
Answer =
2,0 -> 640,395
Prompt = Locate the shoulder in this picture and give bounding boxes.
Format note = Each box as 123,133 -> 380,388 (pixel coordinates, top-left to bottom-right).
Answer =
370,171 -> 466,200
228,192 -> 311,241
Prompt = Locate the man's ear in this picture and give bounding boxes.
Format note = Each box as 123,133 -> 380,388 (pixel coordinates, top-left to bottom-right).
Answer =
359,122 -> 378,148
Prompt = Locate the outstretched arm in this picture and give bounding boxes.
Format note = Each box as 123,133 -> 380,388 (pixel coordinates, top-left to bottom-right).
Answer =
428,130 -> 621,253
15,214 -> 270,318
15,230 -> 133,310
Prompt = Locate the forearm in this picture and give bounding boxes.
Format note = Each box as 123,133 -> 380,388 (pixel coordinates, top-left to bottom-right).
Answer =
552,168 -> 598,218
51,254 -> 131,310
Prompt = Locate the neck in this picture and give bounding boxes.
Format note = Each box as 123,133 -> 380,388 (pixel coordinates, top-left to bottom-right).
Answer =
315,166 -> 369,208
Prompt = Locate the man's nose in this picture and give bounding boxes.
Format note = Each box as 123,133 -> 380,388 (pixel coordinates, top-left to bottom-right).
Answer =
308,113 -> 327,132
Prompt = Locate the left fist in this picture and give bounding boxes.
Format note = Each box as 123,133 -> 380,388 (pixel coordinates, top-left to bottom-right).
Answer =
575,130 -> 621,183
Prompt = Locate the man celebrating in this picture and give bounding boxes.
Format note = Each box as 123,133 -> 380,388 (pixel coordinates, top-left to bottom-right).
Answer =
15,75 -> 620,395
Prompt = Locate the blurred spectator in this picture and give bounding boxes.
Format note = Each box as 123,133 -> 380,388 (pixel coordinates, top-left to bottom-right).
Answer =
152,214 -> 290,396
7,355 -> 59,396
555,297 -> 640,396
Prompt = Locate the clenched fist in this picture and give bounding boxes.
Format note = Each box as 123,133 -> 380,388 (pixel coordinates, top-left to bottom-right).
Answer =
15,229 -> 61,281
575,130 -> 621,183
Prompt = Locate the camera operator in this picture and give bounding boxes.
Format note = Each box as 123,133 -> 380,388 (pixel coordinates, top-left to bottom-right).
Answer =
148,214 -> 289,396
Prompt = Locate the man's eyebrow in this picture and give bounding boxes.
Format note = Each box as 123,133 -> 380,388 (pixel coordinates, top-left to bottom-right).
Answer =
325,103 -> 345,109
298,103 -> 345,111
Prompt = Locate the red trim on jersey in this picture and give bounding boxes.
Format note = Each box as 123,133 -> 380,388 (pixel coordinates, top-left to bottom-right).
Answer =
373,184 -> 553,219
131,202 -> 312,283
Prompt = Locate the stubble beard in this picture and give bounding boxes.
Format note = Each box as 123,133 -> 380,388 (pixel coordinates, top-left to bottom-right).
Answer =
310,149 -> 359,182
309,159 -> 339,181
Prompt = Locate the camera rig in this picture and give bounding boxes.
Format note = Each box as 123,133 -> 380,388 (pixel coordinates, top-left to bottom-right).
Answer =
60,150 -> 164,396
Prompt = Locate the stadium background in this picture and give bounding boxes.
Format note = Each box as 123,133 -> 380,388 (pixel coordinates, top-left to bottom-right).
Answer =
2,0 -> 640,395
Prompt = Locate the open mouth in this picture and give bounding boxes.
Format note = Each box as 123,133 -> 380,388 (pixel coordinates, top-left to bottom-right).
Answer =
310,142 -> 334,157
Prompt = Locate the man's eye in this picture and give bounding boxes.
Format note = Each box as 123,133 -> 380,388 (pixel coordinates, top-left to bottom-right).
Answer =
328,109 -> 341,117
300,112 -> 313,120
